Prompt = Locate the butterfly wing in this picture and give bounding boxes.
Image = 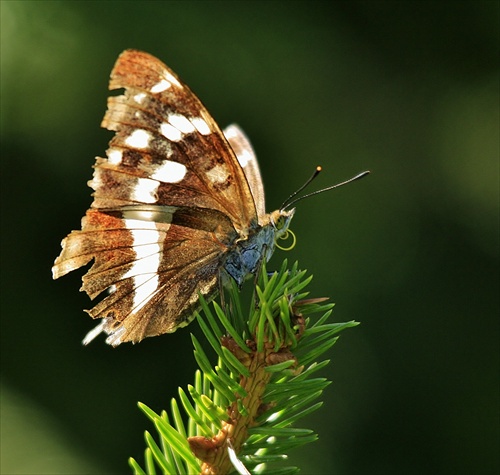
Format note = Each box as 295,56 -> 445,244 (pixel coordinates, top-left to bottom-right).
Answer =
224,124 -> 266,222
53,50 -> 261,344
96,50 -> 258,229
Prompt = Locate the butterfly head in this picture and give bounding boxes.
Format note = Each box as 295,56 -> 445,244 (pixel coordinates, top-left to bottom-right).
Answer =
270,208 -> 296,249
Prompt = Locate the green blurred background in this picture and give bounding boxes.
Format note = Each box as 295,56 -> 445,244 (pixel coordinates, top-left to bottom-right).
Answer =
1,1 -> 498,474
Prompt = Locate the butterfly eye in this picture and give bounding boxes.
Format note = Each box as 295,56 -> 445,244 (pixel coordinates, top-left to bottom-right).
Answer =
275,215 -> 285,230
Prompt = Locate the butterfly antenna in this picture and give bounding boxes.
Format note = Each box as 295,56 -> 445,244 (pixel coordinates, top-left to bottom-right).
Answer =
282,170 -> 370,210
280,166 -> 323,210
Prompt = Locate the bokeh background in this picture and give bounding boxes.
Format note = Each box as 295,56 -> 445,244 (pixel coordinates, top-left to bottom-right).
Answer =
1,1 -> 498,474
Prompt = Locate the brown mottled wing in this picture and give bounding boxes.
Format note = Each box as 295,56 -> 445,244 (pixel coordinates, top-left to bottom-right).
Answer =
95,50 -> 257,229
52,50 -> 259,344
55,207 -> 236,345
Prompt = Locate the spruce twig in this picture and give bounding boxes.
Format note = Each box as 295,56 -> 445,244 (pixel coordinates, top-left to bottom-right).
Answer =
129,260 -> 359,474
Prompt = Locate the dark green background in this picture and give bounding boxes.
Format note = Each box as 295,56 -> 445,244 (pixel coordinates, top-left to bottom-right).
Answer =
1,1 -> 498,474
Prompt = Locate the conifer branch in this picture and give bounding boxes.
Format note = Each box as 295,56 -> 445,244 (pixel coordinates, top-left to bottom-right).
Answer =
129,260 -> 359,474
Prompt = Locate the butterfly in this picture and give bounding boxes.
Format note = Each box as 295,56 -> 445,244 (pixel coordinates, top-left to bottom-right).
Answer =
52,50 -> 295,346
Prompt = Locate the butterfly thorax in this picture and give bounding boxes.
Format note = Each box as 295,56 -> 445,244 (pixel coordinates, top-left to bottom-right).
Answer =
224,208 -> 294,287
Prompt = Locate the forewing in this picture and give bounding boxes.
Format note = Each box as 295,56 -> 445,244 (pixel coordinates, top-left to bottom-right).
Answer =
97,49 -> 257,231
224,124 -> 266,221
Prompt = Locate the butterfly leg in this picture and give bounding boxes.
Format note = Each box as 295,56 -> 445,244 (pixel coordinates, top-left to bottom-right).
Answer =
250,244 -> 270,310
218,272 -> 228,315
